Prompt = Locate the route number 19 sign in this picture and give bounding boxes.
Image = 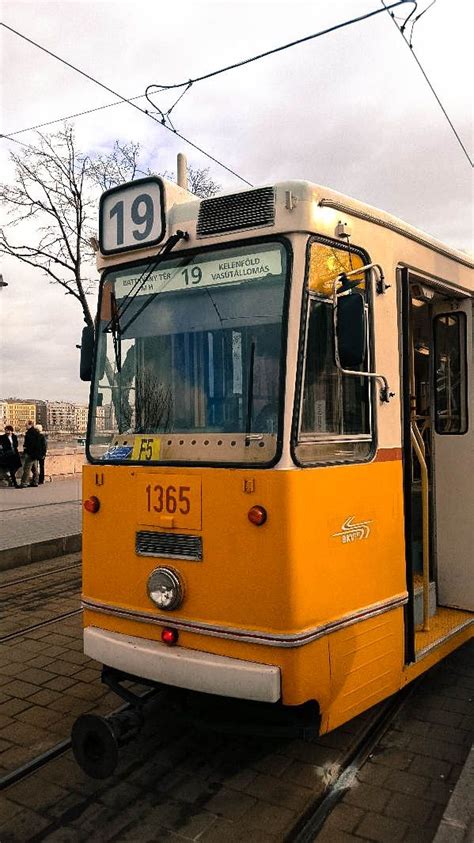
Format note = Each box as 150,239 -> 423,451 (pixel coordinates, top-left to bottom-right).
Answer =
99,177 -> 165,255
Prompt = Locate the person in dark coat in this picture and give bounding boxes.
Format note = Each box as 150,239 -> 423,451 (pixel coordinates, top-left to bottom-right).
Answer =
0,425 -> 22,487
20,420 -> 42,487
34,423 -> 48,485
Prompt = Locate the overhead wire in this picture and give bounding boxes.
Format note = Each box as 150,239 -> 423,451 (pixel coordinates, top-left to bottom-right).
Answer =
145,1 -> 418,124
381,1 -> 473,167
0,94 -> 150,139
1,135 -> 31,150
2,119 -> 170,190
145,0 -> 415,93
0,22 -> 252,186
2,2 -> 415,180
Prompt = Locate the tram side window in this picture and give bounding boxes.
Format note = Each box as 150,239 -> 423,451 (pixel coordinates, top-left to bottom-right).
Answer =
295,241 -> 373,465
434,312 -> 467,434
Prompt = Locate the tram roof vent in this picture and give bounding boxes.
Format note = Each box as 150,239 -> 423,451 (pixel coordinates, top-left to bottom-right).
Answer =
196,187 -> 275,237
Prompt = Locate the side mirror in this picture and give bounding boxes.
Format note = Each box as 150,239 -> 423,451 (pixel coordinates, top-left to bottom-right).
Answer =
80,325 -> 95,382
336,293 -> 366,369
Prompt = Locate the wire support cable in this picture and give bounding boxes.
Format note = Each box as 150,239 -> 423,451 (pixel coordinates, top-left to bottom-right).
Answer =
146,0 -> 416,93
381,2 -> 473,167
145,0 -> 417,121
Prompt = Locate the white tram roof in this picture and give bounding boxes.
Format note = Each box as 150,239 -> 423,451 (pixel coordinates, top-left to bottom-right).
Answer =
169,179 -> 472,269
98,178 -> 474,284
289,180 -> 472,266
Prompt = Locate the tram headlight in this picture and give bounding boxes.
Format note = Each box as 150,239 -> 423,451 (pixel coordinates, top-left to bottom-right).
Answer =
147,567 -> 184,611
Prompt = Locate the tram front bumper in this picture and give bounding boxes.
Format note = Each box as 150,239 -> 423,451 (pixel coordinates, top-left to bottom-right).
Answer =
84,627 -> 281,703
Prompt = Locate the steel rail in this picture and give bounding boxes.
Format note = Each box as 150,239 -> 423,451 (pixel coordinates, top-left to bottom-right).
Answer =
0,737 -> 72,792
286,683 -> 418,843
0,562 -> 81,590
0,609 -> 82,644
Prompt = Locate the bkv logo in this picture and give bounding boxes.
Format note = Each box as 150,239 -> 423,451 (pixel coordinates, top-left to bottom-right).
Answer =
333,516 -> 372,544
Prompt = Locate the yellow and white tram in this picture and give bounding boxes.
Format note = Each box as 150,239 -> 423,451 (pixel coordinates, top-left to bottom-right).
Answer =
74,172 -> 473,775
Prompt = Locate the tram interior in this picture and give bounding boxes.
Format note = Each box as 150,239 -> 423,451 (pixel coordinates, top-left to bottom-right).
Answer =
409,284 -> 472,657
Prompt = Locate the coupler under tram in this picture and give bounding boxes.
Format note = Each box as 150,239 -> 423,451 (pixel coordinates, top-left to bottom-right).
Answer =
71,668 -> 153,779
71,665 -> 320,779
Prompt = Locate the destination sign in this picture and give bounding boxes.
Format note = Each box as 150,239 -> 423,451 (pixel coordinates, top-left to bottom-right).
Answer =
114,248 -> 283,299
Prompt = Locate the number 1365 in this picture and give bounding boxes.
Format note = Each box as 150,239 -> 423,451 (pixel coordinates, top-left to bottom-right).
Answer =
146,484 -> 191,515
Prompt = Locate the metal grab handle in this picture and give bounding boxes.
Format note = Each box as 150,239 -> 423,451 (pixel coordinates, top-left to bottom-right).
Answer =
411,423 -> 430,631
331,275 -> 393,403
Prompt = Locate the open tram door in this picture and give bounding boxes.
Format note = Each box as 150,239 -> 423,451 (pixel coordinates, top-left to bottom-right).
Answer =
400,268 -> 473,663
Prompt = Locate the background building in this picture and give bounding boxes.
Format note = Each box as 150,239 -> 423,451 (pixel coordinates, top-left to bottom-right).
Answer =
0,402 -> 7,427
33,400 -> 47,429
74,405 -> 89,433
0,398 -> 110,436
46,401 -> 78,433
0,399 -> 36,430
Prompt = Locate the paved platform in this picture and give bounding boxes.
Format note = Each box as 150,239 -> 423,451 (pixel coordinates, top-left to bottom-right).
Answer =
434,744 -> 474,842
0,477 -> 82,570
317,639 -> 473,842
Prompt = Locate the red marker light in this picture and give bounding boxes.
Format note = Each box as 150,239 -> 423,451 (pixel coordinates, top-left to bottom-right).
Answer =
161,628 -> 179,646
84,496 -> 100,513
248,505 -> 267,526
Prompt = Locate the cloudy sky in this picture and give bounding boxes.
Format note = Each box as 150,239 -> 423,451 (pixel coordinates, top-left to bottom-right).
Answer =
1,0 -> 472,403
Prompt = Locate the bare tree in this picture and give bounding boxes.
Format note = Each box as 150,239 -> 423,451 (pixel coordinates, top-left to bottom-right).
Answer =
187,165 -> 220,198
86,140 -> 143,192
161,164 -> 221,198
0,126 -> 95,325
1,124 -> 221,333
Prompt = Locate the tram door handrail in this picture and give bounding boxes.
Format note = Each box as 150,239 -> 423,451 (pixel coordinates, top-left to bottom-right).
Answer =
410,422 -> 430,631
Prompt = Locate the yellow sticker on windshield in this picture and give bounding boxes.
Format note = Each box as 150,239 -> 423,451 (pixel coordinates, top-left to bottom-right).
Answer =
132,436 -> 161,462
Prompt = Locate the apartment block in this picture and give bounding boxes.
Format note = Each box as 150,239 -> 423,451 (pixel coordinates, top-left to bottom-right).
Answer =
0,400 -> 36,430
46,401 -> 78,432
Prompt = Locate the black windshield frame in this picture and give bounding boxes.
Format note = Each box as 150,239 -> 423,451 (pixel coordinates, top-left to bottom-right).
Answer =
86,235 -> 293,469
291,234 -> 377,467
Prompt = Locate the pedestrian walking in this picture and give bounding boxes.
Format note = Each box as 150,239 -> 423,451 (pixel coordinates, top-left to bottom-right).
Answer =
20,420 -> 42,488
35,423 -> 48,485
0,425 -> 22,487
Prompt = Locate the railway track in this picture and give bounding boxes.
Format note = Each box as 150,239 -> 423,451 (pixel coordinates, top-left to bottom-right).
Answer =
0,736 -> 72,792
0,553 -> 82,641
287,684 -> 416,842
0,560 -> 81,590
0,608 -> 83,644
1,643 -> 467,842
0,679 -> 413,831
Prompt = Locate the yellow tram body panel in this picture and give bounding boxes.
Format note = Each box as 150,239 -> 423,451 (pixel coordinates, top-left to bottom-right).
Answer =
82,455 -> 407,730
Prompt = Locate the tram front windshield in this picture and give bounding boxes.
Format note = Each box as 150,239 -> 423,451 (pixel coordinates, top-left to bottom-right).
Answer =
89,241 -> 288,464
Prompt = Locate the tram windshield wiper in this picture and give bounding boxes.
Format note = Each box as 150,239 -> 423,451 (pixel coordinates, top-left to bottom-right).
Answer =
103,229 -> 189,371
110,290 -> 122,374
